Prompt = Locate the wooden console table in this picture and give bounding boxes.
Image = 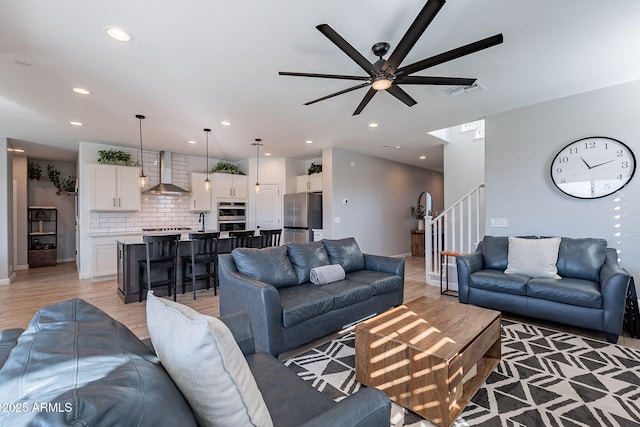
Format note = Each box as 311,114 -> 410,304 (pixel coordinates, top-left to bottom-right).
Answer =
411,229 -> 425,256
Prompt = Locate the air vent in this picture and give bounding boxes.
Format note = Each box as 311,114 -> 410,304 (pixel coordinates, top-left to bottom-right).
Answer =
442,81 -> 485,98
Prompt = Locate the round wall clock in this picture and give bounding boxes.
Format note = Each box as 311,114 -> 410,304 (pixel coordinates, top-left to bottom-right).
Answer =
550,136 -> 636,199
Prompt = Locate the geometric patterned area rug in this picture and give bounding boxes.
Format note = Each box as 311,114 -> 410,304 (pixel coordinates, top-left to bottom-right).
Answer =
284,319 -> 640,426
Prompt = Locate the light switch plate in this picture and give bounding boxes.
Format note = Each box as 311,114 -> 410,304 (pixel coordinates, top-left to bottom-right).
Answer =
490,217 -> 509,227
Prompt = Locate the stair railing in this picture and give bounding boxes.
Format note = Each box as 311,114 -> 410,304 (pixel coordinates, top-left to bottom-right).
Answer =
425,184 -> 485,276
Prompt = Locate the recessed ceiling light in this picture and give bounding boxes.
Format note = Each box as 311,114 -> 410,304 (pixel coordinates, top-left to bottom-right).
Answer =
368,122 -> 379,128
221,121 -> 231,126
419,155 -> 426,160
305,140 -> 313,144
265,153 -> 272,156
72,87 -> 90,95
69,121 -> 83,126
105,27 -> 133,42
187,140 -> 197,144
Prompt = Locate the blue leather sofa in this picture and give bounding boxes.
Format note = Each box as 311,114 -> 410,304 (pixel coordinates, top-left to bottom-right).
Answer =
456,236 -> 630,343
0,299 -> 391,427
219,237 -> 405,357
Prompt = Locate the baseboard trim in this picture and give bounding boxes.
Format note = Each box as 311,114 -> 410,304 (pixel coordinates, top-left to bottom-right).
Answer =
0,272 -> 17,285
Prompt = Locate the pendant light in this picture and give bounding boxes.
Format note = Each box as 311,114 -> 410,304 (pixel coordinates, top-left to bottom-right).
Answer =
136,114 -> 146,187
203,128 -> 211,190
251,138 -> 263,193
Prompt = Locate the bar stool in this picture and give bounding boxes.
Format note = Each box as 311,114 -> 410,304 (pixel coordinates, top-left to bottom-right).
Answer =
259,229 -> 282,248
181,232 -> 220,299
229,230 -> 255,249
138,234 -> 180,302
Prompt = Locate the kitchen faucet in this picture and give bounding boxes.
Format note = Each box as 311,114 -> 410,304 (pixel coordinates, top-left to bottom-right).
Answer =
198,213 -> 205,232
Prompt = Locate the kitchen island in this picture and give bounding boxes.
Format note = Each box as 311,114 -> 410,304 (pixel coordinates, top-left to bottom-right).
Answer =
116,233 -> 235,304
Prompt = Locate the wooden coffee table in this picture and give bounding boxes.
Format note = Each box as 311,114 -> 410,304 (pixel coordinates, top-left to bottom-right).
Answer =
355,296 -> 501,427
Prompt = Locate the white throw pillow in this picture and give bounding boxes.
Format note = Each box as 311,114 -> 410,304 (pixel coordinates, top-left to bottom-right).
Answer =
505,237 -> 561,279
146,292 -> 273,427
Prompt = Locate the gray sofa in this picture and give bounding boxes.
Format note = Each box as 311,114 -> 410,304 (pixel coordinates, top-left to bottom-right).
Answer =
219,237 -> 405,356
0,298 -> 390,427
456,236 -> 630,343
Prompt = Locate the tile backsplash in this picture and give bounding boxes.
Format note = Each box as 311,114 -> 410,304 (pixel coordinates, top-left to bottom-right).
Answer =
89,151 -> 207,233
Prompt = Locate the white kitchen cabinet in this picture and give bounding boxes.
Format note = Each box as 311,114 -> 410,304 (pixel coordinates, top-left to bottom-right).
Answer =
214,173 -> 248,200
90,164 -> 141,211
189,172 -> 212,212
296,172 -> 323,192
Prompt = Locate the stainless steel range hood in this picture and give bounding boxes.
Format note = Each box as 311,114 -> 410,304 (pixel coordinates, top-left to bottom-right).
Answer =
143,151 -> 190,195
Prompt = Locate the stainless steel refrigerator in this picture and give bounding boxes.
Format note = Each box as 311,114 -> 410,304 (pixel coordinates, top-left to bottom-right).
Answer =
283,192 -> 322,244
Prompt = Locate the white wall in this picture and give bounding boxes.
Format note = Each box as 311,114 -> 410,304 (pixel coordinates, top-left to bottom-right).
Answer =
0,137 -> 15,284
444,124 -> 485,209
12,156 -> 28,269
486,79 -> 640,278
322,147 -> 443,257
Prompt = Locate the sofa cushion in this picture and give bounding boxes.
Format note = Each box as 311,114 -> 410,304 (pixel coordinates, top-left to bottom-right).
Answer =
232,246 -> 298,288
146,293 -> 273,427
346,270 -> 403,295
278,284 -> 335,328
322,237 -> 365,273
481,236 -> 510,270
247,352 -> 335,426
470,270 -> 529,295
505,237 -> 561,279
0,328 -> 23,369
527,277 -> 602,309
286,241 -> 331,284
0,298 -> 197,427
315,280 -> 374,309
556,238 -> 607,282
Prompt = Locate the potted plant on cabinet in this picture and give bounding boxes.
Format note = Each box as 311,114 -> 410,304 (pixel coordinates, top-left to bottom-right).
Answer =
411,205 -> 427,230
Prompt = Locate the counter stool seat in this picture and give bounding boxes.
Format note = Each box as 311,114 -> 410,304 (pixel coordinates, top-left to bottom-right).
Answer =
138,234 -> 180,302
181,232 -> 220,299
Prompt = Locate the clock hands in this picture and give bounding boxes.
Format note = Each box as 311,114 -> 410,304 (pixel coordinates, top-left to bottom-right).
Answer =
580,157 -> 615,169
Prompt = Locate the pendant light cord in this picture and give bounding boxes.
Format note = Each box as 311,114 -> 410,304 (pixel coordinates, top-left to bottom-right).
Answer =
136,114 -> 145,176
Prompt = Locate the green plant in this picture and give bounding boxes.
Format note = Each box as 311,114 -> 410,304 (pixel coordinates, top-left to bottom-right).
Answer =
211,161 -> 245,175
47,164 -> 61,189
411,205 -> 426,220
46,165 -> 76,193
28,162 -> 42,180
97,149 -> 133,166
308,162 -> 322,175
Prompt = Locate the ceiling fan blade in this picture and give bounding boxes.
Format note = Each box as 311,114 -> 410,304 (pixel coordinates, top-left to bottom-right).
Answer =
385,85 -> 417,107
279,71 -> 370,81
304,83 -> 370,106
316,24 -> 376,75
383,0 -> 445,75
398,34 -> 504,76
397,76 -> 476,85
353,88 -> 377,116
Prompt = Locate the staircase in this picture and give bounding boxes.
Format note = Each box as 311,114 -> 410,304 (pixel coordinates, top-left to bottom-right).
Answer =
425,184 -> 486,286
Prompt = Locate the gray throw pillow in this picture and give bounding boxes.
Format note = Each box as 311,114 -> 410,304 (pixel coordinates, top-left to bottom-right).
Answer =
322,237 -> 365,273
505,237 -> 561,278
286,241 -> 331,284
232,246 -> 298,288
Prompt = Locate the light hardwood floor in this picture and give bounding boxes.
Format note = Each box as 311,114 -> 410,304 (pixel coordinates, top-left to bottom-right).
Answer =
1,258 -> 638,350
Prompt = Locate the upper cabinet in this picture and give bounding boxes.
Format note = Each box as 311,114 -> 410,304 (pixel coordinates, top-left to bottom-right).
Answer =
214,173 -> 248,200
189,172 -> 212,212
296,172 -> 323,193
90,164 -> 141,211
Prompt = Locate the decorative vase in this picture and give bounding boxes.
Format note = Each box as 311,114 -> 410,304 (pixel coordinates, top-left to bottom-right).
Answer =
417,219 -> 425,230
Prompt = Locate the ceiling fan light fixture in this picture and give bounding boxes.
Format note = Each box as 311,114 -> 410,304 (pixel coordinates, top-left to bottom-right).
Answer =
371,76 -> 392,91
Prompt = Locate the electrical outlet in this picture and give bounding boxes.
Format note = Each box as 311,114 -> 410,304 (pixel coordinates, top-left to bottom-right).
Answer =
334,217 -> 341,224
490,217 -> 509,227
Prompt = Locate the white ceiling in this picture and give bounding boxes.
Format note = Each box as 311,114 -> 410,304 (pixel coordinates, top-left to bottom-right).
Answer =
2,1 -> 640,171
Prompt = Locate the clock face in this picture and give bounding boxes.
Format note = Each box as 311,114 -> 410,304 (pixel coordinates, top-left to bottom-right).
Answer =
551,136 -> 636,199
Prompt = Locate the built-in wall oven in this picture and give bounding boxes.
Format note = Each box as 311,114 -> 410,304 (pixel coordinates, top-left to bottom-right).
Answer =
218,201 -> 246,231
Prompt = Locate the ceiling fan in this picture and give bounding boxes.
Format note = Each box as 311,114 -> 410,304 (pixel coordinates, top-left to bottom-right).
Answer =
279,0 -> 503,115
